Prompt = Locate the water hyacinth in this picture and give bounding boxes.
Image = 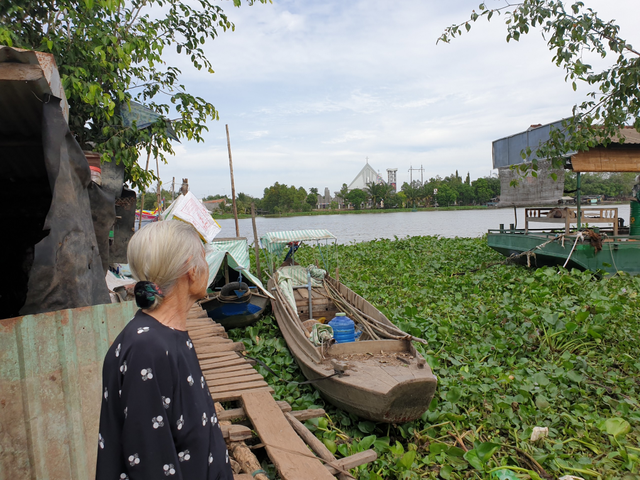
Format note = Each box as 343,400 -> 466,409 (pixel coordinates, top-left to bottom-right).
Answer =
231,235 -> 640,479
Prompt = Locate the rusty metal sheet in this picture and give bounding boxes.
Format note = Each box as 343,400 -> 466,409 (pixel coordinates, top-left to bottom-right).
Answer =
0,302 -> 137,480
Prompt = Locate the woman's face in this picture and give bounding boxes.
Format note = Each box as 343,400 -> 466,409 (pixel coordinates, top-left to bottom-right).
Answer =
193,250 -> 209,299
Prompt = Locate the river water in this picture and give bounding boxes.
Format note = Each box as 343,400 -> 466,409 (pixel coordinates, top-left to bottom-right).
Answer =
215,204 -> 631,244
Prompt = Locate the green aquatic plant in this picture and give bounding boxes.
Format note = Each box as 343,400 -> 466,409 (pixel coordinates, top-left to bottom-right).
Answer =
233,236 -> 640,479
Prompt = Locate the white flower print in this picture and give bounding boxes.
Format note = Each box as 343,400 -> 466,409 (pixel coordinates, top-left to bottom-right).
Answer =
119,474 -> 129,480
152,415 -> 164,429
119,389 -> 122,398
178,450 -> 191,462
103,388 -> 108,401
115,343 -> 121,357
208,453 -> 213,465
200,376 -> 205,389
120,361 -> 127,374
163,464 -> 176,476
187,375 -> 194,386
98,433 -> 104,449
177,415 -> 184,430
128,453 -> 140,466
201,412 -> 208,426
137,326 -> 150,334
124,407 -> 128,418
225,449 -> 229,464
141,368 -> 153,381
161,396 -> 171,409
186,339 -> 193,349
211,415 -> 217,425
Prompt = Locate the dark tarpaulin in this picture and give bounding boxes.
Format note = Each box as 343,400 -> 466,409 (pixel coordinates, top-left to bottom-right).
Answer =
19,98 -> 111,315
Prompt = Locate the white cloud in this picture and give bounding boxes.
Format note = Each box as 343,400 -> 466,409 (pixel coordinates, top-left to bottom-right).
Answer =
150,0 -> 640,197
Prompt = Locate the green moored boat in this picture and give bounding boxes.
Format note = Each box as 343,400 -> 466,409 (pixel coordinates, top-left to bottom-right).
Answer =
487,122 -> 640,276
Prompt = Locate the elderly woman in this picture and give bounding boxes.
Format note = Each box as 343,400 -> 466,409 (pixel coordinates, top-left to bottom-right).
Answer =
96,221 -> 232,480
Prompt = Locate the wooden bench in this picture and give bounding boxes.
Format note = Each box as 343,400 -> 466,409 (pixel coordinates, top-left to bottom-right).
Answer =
525,207 -> 618,235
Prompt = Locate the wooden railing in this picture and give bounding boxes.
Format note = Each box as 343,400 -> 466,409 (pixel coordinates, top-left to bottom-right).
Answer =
525,207 -> 618,235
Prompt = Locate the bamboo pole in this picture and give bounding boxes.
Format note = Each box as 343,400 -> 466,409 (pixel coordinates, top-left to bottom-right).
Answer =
138,148 -> 152,230
225,124 -> 240,237
214,402 -> 269,480
251,202 -> 262,280
284,412 -> 354,480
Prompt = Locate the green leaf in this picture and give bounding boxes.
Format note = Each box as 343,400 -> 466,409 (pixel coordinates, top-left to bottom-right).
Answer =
604,418 -> 631,437
358,434 -> 376,451
323,438 -> 337,455
476,442 -> 501,463
440,464 -> 453,479
566,370 -> 583,383
463,449 -> 483,470
446,387 -> 462,403
398,450 -> 416,469
575,311 -> 590,322
532,372 -> 550,386
357,421 -> 376,434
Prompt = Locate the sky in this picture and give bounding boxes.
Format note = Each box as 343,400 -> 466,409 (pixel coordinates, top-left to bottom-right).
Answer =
150,0 -> 640,199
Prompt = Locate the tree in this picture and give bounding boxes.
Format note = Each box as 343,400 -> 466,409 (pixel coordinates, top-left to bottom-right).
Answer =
472,178 -> 494,205
262,183 -> 308,214
401,181 -> 421,208
335,183 -> 350,205
439,2 -> 640,174
346,189 -> 368,210
1,0 -> 267,190
366,182 -> 393,208
306,193 -> 318,208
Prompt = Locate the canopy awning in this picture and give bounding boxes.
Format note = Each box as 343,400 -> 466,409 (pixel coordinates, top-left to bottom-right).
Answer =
206,237 -> 271,297
260,229 -> 336,255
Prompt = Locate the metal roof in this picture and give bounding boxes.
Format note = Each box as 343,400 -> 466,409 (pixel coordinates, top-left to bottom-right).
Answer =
0,46 -> 69,139
493,121 -> 640,168
0,302 -> 137,478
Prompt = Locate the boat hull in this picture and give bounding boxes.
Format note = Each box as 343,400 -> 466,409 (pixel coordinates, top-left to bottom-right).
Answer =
487,230 -> 640,275
268,277 -> 437,423
200,294 -> 270,329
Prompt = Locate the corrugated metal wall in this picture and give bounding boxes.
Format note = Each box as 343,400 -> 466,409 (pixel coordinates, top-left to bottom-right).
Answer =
0,302 -> 137,480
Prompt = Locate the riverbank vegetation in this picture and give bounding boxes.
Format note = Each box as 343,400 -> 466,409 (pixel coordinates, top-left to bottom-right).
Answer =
230,236 -> 640,479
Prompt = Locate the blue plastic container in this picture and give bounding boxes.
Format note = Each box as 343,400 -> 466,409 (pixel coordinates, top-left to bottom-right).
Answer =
328,313 -> 357,343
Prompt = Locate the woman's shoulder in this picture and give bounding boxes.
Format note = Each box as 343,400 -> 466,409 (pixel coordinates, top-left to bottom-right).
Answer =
109,311 -> 180,364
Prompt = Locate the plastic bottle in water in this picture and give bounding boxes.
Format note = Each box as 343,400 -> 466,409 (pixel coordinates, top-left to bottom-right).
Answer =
328,313 -> 357,343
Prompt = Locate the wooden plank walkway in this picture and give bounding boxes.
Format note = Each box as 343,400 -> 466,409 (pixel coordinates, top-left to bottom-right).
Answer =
186,304 -> 274,402
186,303 -> 375,479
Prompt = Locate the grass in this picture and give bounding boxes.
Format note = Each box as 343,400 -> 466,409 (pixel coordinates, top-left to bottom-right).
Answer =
229,236 -> 640,479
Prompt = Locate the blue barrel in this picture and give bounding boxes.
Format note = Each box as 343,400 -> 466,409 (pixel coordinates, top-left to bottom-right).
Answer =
328,313 -> 356,343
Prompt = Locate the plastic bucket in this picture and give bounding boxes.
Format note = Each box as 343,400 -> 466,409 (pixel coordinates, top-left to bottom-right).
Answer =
631,201 -> 640,236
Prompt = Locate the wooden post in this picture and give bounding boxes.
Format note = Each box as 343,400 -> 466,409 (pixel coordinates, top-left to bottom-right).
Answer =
225,124 -> 240,237
138,148 -> 152,230
155,154 -> 161,214
251,203 -> 262,281
171,176 -> 175,202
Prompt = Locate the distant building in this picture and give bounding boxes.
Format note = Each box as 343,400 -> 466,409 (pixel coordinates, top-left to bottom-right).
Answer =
202,198 -> 225,212
387,168 -> 398,192
316,187 -> 334,209
347,159 -> 385,191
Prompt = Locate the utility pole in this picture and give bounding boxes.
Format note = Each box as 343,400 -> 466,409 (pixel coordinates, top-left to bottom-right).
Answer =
171,177 -> 175,202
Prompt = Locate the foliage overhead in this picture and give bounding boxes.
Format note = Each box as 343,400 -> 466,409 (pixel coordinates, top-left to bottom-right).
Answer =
0,0 -> 268,190
439,1 -> 640,173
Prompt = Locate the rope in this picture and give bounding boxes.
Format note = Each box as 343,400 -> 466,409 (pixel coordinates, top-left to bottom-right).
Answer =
251,469 -> 268,478
562,232 -> 583,268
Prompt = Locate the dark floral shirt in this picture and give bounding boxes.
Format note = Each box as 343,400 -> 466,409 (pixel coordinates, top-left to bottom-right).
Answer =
96,310 -> 232,480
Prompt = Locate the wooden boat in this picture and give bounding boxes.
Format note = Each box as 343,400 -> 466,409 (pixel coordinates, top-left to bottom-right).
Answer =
262,230 -> 437,423
487,207 -> 640,275
200,237 -> 272,329
200,290 -> 270,329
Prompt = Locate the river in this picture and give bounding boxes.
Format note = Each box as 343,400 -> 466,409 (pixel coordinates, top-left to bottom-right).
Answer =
214,204 -> 631,244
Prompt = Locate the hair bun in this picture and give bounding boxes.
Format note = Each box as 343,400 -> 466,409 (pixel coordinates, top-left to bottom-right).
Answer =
134,281 -> 164,309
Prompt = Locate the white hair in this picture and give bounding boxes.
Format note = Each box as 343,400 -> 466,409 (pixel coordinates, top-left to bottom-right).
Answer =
127,220 -> 209,310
